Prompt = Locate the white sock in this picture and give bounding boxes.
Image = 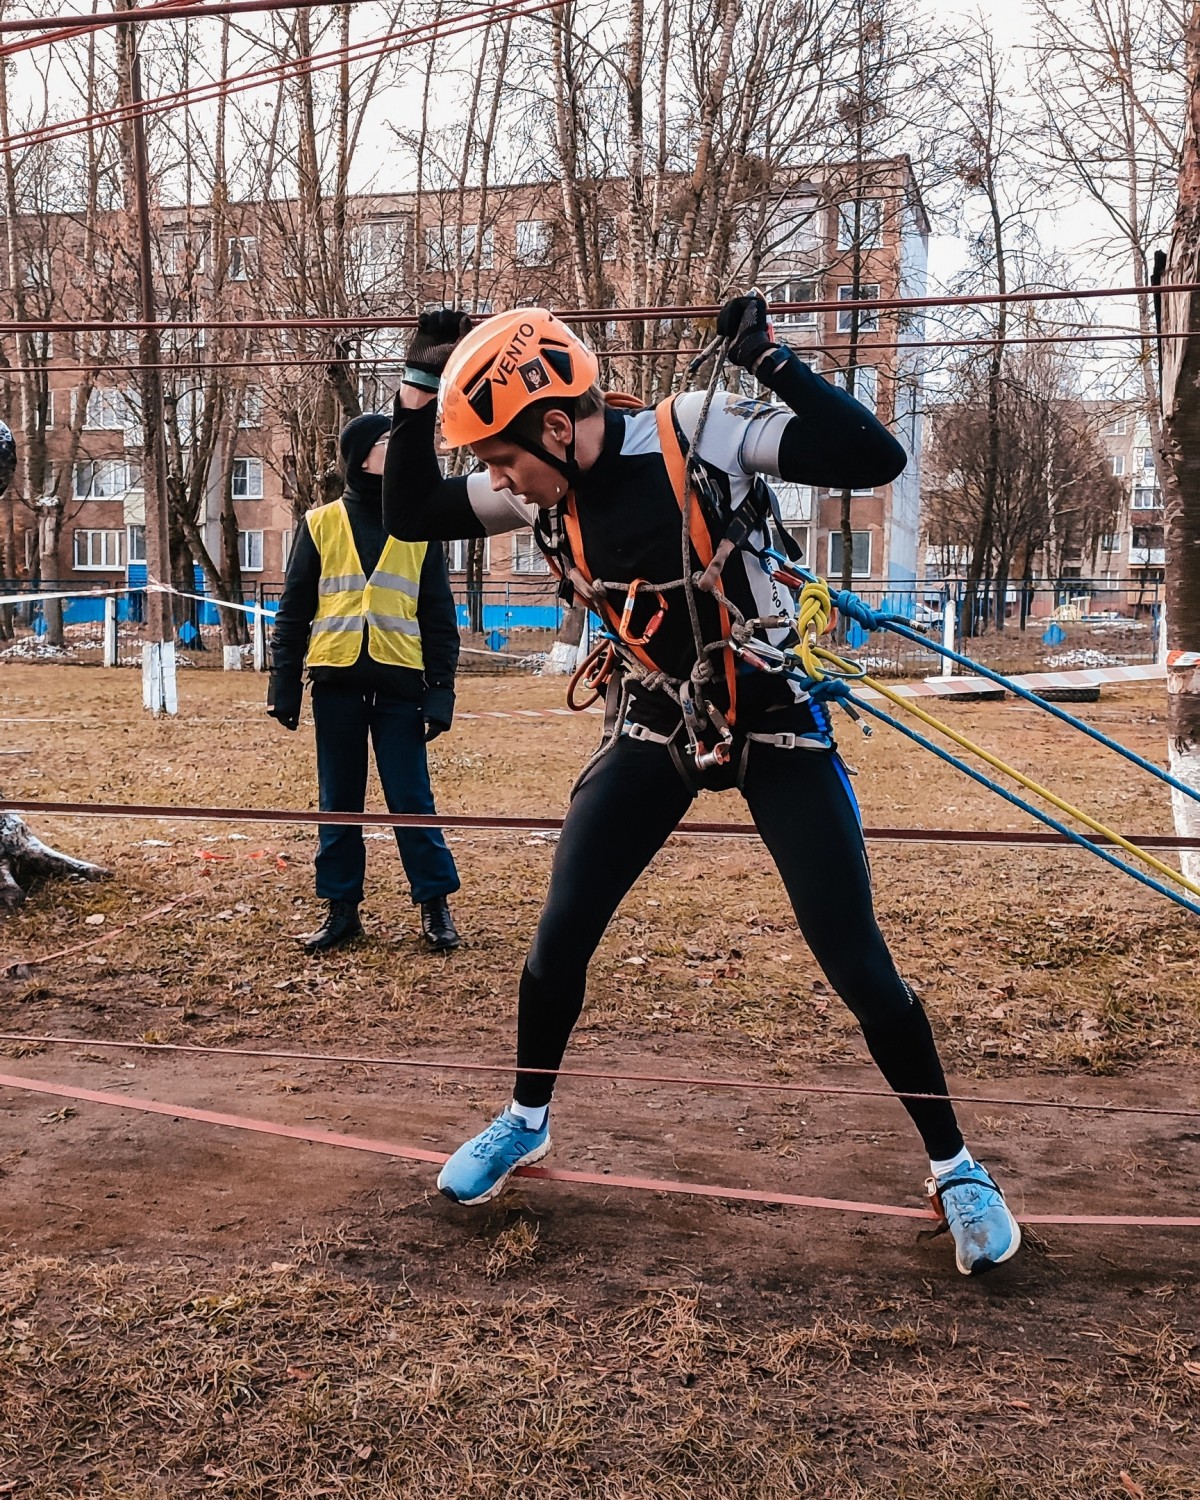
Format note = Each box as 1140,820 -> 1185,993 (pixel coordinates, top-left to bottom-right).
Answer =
929,1145 -> 973,1179
509,1100 -> 548,1130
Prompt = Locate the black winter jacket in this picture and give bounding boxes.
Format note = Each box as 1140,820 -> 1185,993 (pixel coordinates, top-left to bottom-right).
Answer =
269,486 -> 460,727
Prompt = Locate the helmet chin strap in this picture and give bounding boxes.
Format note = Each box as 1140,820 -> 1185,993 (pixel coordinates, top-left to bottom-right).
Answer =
507,400 -> 579,491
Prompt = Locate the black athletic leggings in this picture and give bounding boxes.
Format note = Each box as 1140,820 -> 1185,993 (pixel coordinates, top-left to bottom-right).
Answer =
515,735 -> 964,1161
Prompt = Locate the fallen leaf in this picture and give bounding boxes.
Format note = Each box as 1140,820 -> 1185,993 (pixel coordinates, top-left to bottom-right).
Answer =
84,913 -> 106,927
1120,1474 -> 1147,1500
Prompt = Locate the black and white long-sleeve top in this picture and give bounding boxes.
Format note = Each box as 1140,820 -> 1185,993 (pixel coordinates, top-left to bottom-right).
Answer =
384,347 -> 905,734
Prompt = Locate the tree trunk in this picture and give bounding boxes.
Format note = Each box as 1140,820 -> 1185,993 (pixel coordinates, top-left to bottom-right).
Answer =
0,811 -> 110,914
1159,2 -> 1200,882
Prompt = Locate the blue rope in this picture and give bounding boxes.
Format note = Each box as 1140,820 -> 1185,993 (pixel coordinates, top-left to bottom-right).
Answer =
843,690 -> 1200,919
880,616 -> 1200,810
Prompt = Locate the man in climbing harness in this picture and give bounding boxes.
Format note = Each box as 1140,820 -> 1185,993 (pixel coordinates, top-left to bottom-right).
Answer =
269,413 -> 463,953
383,301 -> 1021,1276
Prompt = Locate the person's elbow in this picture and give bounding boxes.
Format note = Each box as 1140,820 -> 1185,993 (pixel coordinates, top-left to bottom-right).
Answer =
861,427 -> 907,487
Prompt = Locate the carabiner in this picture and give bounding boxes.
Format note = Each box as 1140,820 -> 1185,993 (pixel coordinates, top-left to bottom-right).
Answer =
619,580 -> 668,647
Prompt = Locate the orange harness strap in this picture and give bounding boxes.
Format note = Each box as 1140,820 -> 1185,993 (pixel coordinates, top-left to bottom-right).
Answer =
653,397 -> 738,728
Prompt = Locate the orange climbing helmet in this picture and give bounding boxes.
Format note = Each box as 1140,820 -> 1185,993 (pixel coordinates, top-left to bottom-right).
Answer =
439,308 -> 600,449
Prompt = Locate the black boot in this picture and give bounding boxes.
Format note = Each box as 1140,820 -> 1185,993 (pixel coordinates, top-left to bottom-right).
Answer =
300,900 -> 363,953
420,895 -> 460,952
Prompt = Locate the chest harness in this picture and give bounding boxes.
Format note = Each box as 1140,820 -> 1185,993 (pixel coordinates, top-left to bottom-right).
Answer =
534,383 -> 837,779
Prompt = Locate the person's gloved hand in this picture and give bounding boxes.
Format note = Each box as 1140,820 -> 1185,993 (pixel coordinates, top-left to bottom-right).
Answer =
423,683 -> 455,742
267,676 -> 302,731
404,309 -> 474,385
717,292 -> 774,371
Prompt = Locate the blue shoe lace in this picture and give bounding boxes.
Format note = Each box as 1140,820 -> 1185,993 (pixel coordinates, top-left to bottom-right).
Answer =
469,1111 -> 541,1166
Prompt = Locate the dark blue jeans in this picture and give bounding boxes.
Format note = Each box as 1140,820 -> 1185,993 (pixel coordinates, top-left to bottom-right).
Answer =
311,680 -> 460,905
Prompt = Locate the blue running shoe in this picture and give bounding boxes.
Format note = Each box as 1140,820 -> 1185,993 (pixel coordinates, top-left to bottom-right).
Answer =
437,1108 -> 551,1206
928,1159 -> 1022,1276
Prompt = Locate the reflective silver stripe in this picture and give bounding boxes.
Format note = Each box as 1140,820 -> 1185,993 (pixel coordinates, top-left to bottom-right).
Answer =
311,615 -> 364,634
364,612 -> 421,635
319,573 -> 366,594
370,570 -> 420,599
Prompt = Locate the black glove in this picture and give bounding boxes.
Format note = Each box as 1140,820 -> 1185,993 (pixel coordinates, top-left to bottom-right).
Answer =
404,309 -> 474,385
717,292 -> 774,371
423,683 -> 455,742
267,676 -> 302,732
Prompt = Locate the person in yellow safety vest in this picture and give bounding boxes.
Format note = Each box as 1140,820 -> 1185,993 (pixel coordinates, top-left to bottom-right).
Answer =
268,413 -> 462,952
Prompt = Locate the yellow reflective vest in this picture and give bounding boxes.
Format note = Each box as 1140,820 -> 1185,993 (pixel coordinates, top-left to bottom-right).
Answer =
304,499 -> 428,671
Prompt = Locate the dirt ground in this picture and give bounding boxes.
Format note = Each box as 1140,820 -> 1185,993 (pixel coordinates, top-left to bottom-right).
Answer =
0,663 -> 1197,1498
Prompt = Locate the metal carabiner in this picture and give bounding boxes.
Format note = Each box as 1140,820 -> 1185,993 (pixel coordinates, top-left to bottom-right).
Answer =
618,579 -> 668,647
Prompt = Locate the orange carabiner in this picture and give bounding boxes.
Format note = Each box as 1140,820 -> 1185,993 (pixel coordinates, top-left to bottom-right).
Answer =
618,580 -> 668,647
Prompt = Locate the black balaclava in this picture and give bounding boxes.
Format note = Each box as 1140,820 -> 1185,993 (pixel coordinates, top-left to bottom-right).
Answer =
339,413 -> 391,503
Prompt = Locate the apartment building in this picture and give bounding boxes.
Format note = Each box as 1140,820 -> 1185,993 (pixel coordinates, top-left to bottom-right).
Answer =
1092,405 -> 1164,584
1,156 -> 928,609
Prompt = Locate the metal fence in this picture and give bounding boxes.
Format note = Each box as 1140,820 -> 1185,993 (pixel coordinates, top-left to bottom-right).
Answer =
0,573 -> 1166,681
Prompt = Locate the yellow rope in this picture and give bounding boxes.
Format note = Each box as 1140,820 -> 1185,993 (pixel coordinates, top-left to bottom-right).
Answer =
789,580 -> 1200,901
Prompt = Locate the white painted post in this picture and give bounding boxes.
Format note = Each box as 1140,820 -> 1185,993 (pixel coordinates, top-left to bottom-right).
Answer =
102,595 -> 118,668
252,604 -> 267,672
938,586 -> 957,677
142,640 -> 178,715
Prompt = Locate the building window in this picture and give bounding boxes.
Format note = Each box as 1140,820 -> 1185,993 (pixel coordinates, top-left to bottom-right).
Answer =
445,537 -> 489,573
83,387 -> 133,431
1104,415 -> 1128,436
515,219 -> 551,265
74,459 -> 139,499
1131,487 -> 1160,510
836,199 -> 884,251
127,524 -> 146,564
833,365 -> 878,414
238,387 -> 264,429
769,197 -> 824,258
1101,532 -> 1121,553
238,529 -> 264,572
1111,453 -> 1125,477
282,528 -> 294,570
1139,446 -> 1156,471
828,529 -> 872,578
512,531 -> 549,574
837,284 -> 881,334
597,218 -> 619,262
356,216 -> 407,267
73,528 -> 122,569
425,225 -> 494,272
232,457 -> 264,499
772,482 -> 813,523
769,280 -> 818,331
784,526 -> 811,563
228,236 -> 257,281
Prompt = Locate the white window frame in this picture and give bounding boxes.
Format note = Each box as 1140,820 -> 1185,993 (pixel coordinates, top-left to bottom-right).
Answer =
770,279 -> 818,331
828,529 -> 872,579
837,284 -> 881,334
770,198 -> 824,258
1111,453 -> 1125,477
356,217 -> 406,268
1104,415 -> 1128,436
231,457 -> 264,500
511,530 -> 550,574
1100,531 -> 1121,553
837,199 -> 884,251
238,387 -> 264,429
515,219 -> 551,266
73,528 -> 122,570
126,524 -> 146,564
1139,446 -> 1156,471
1131,487 -> 1160,510
83,387 -> 131,432
772,482 -> 813,524
228,236 -> 257,282
597,218 -> 619,262
73,458 -> 139,500
238,529 -> 264,572
446,537 -> 490,573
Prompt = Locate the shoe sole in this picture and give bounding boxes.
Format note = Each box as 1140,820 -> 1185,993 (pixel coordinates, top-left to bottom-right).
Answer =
957,1206 -> 1022,1277
437,1135 -> 551,1207
423,936 -> 461,952
299,931 -> 364,952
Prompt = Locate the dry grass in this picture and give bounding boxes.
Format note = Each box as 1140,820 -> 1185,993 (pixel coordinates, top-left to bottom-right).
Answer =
1,1254 -> 1197,1499
1,666 -> 1198,1497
